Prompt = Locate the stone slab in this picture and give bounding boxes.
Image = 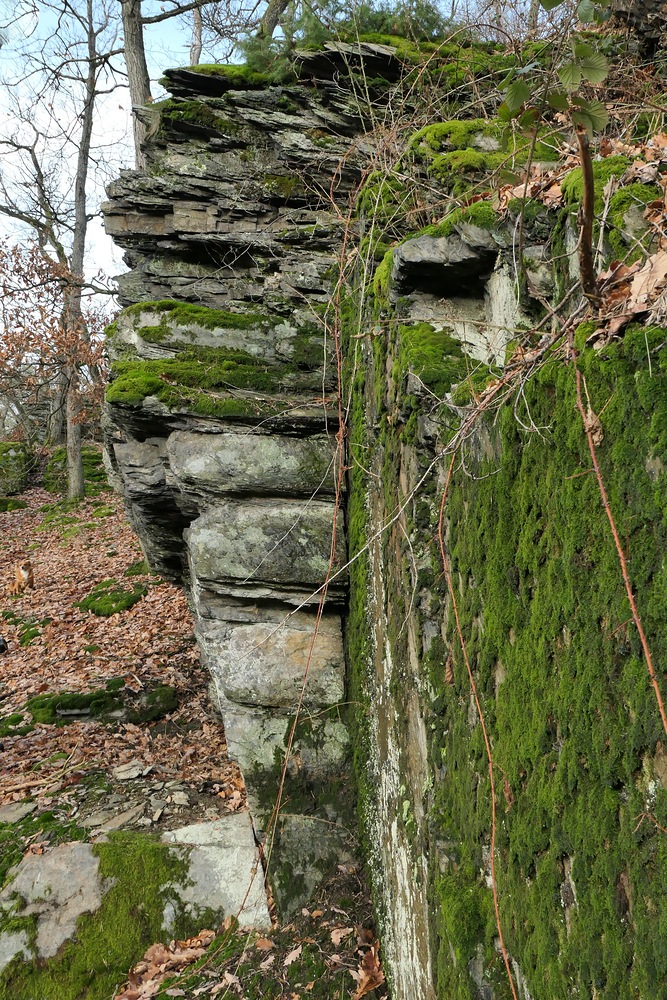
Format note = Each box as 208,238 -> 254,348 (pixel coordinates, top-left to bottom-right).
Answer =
0,801 -> 37,824
162,813 -> 270,929
167,429 -> 338,497
0,842 -> 103,959
197,612 -> 344,709
186,499 -> 346,603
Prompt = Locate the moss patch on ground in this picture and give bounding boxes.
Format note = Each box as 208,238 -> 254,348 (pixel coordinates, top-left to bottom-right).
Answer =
76,579 -> 148,617
1,610 -> 52,647
0,497 -> 27,512
0,831 -> 192,1000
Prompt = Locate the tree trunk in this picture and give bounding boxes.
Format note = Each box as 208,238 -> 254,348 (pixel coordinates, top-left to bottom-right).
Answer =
119,0 -> 152,168
257,0 -> 291,39
527,0 -> 540,36
47,374 -> 67,444
190,5 -> 202,65
66,371 -> 84,499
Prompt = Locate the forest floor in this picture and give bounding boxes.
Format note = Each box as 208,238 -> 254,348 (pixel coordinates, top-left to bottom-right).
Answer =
0,476 -> 383,1000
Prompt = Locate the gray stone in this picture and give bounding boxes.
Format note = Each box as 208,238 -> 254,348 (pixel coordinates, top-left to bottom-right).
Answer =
0,801 -> 37,824
186,499 -> 346,604
215,694 -> 349,780
198,612 -> 344,710
167,430 -> 338,498
0,842 -> 105,959
391,232 -> 499,297
271,815 -> 356,916
162,814 -> 270,929
0,930 -> 30,973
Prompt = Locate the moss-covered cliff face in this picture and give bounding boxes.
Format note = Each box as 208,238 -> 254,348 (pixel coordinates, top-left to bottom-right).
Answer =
349,160 -> 667,1000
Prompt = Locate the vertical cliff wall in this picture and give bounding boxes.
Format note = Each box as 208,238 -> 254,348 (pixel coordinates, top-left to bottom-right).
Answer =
349,176 -> 667,998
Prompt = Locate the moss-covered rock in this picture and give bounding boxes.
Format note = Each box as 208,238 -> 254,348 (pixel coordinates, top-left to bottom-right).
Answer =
0,497 -> 27,512
76,579 -> 148,617
0,442 -> 30,495
43,446 -> 108,495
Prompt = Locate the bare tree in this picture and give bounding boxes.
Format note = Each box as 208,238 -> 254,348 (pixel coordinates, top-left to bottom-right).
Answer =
0,0 -> 121,497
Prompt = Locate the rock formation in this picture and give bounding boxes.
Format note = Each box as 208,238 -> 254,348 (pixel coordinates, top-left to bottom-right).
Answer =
102,45 -> 396,911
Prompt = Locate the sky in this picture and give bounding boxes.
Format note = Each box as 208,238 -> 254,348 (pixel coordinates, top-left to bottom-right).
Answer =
0,0 -> 226,305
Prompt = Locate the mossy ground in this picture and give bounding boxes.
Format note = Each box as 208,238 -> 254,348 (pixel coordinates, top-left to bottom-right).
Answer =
1,610 -> 52,647
157,865 -> 381,1000
76,578 -> 148,617
0,831 -> 193,1000
0,497 -> 27,512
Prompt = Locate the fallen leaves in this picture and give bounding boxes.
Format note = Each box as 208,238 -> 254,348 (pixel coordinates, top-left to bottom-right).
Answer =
350,935 -> 385,1000
0,490 -> 245,814
115,931 -> 216,999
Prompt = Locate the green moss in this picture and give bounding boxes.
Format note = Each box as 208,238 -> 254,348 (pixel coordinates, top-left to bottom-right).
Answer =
127,685 -> 178,724
409,118 -> 558,193
43,446 -> 107,495
174,63 -> 272,87
0,713 -> 31,738
152,97 -> 238,135
426,324 -> 667,997
1,610 -> 51,647
120,300 -> 278,340
372,249 -> 394,308
0,831 -> 192,1000
0,442 -> 30,495
396,323 -> 469,397
24,689 -> 121,725
263,173 -> 301,199
561,156 -> 631,213
0,811 -> 86,886
124,558 -> 151,577
76,579 -> 147,617
421,202 -> 499,239
0,497 -> 27,511
105,344 -> 319,419
607,183 -> 660,264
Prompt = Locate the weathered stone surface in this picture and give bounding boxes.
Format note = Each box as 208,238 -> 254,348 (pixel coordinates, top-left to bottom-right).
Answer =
167,430 -> 340,498
271,814 -> 356,915
214,693 -> 349,780
197,612 -> 344,709
0,802 -> 36,825
186,499 -> 346,604
0,843 -> 104,960
101,45 -> 378,920
0,931 -> 29,974
391,230 -> 499,297
162,814 -> 270,929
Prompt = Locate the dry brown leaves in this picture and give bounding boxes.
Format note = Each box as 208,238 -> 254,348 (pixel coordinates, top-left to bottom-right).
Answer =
115,930 -> 217,999
349,929 -> 385,1000
0,489 -> 241,805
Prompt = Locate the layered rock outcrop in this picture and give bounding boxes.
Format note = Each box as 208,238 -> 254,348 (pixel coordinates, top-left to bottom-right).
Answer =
102,47 -> 392,910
